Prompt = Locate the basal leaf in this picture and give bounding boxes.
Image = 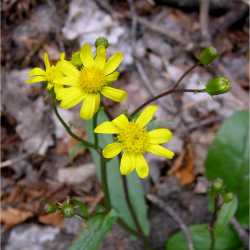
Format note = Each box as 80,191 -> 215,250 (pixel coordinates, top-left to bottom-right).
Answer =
205,111 -> 249,225
70,210 -> 117,250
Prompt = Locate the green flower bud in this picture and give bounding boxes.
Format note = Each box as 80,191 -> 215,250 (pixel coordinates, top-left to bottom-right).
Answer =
95,37 -> 109,48
62,203 -> 75,218
212,178 -> 224,192
205,77 -> 231,95
199,46 -> 218,65
70,51 -> 82,67
46,203 -> 58,213
223,192 -> 234,203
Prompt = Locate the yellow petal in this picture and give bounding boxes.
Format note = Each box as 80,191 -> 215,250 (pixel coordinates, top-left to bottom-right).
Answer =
101,86 -> 127,102
103,143 -> 122,158
112,114 -> 129,129
104,71 -> 120,83
57,60 -> 80,79
95,45 -> 106,69
148,128 -> 173,144
146,144 -> 174,159
135,105 -> 158,127
104,52 -> 123,75
26,76 -> 46,84
94,121 -> 119,134
135,154 -> 149,179
80,94 -> 100,120
28,68 -> 46,77
80,43 -> 94,67
59,87 -> 85,109
120,152 -> 135,175
43,53 -> 50,70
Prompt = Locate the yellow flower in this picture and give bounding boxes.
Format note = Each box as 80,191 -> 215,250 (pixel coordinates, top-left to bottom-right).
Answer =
95,105 -> 175,178
26,53 -> 63,92
56,43 -> 127,120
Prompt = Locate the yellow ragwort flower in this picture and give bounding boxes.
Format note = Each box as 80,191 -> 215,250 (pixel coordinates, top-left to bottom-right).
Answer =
56,43 -> 127,120
26,53 -> 63,92
95,105 -> 175,178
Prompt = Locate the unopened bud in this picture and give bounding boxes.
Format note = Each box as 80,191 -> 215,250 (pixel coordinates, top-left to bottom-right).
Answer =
95,37 -> 109,48
223,192 -> 234,203
205,77 -> 231,95
199,46 -> 218,65
70,51 -> 82,67
212,178 -> 224,192
62,203 -> 75,218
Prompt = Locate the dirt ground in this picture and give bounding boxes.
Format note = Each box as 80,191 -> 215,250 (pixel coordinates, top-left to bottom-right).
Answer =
1,0 -> 249,249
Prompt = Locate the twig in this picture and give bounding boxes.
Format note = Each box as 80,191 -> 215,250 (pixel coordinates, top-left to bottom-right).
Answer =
199,0 -> 211,43
147,194 -> 194,250
230,217 -> 249,249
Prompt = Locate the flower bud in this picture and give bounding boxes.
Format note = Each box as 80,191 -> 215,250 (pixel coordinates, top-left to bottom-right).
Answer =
199,47 -> 218,65
62,203 -> 75,218
46,203 -> 58,213
212,178 -> 224,192
70,51 -> 82,67
223,192 -> 234,203
205,77 -> 231,95
95,37 -> 109,48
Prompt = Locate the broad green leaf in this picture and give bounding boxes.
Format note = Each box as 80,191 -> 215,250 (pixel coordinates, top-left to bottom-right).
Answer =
215,196 -> 238,234
70,210 -> 117,250
166,224 -> 242,250
85,108 -> 150,235
205,111 -> 249,225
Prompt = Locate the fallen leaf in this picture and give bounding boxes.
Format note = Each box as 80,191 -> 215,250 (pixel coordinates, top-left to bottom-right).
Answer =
169,142 -> 196,185
38,212 -> 64,226
0,207 -> 33,229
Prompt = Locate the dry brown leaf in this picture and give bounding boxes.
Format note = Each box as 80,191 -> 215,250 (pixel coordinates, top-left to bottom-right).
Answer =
38,212 -> 64,226
169,142 -> 196,185
0,207 -> 33,229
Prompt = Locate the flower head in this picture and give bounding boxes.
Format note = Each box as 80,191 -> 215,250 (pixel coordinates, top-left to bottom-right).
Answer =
95,105 -> 175,178
26,53 -> 63,91
56,43 -> 127,120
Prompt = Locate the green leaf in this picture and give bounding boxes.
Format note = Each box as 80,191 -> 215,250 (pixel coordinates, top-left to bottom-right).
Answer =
205,111 -> 249,225
166,224 -> 242,250
70,210 -> 117,250
72,198 -> 89,218
215,196 -> 238,234
85,108 -> 150,235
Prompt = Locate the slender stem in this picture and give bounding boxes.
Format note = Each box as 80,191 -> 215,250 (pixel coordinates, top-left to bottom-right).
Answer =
93,112 -> 99,149
209,195 -> 220,250
100,158 -> 111,210
52,100 -> 99,151
131,88 -> 205,116
121,175 -> 153,250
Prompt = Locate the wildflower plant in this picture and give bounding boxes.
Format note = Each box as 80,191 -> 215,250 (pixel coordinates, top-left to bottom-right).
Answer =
26,37 -> 232,250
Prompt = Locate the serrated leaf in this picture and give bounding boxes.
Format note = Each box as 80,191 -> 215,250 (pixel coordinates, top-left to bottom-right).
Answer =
85,109 -> 150,235
215,196 -> 238,234
70,210 -> 117,250
205,111 -> 249,226
166,224 -> 242,250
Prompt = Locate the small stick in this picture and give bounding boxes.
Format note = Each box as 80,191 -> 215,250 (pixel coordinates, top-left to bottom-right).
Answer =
147,194 -> 194,250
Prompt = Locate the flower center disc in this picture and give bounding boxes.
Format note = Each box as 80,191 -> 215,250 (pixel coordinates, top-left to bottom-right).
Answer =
117,123 -> 148,154
80,67 -> 105,93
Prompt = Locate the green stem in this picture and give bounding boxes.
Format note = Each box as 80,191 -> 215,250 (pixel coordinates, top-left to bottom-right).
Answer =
100,158 -> 111,210
52,100 -> 99,151
209,195 -> 220,250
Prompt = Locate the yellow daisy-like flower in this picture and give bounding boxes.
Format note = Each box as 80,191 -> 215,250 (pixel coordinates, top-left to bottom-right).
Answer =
26,53 -> 63,92
94,105 -> 175,178
56,43 -> 127,120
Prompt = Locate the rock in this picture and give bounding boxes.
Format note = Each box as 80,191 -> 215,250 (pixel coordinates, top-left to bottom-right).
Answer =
2,70 -> 54,155
56,163 -> 96,185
